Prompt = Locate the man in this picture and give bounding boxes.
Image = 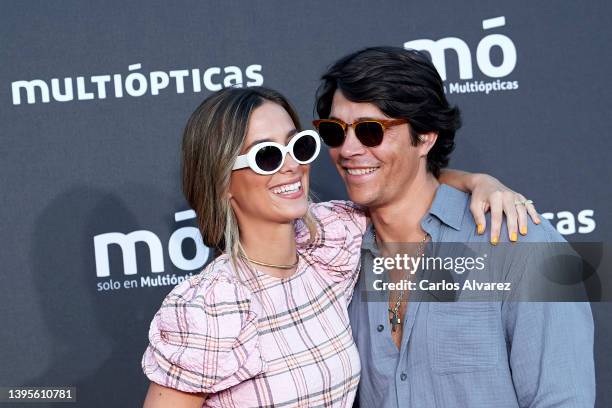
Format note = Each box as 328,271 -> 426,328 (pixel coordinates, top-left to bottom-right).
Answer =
314,47 -> 595,407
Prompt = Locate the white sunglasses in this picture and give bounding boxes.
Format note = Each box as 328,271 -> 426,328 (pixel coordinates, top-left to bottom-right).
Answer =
232,130 -> 321,175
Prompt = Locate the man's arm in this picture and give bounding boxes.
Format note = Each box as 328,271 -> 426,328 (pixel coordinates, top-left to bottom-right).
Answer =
503,301 -> 595,407
502,240 -> 595,407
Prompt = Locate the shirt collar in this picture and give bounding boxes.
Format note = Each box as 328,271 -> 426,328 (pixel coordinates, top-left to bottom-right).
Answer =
362,223 -> 378,254
427,184 -> 467,231
362,184 -> 468,254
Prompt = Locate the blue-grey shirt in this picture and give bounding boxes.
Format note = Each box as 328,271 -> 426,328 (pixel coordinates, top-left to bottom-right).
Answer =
348,184 -> 595,408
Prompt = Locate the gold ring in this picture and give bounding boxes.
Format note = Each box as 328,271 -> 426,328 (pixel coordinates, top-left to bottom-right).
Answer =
514,199 -> 534,206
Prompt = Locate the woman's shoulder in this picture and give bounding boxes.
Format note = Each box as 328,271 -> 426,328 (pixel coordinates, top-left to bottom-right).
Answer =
294,200 -> 367,245
293,200 -> 366,287
143,254 -> 266,393
181,253 -> 244,288
308,200 -> 366,219
162,254 -> 255,312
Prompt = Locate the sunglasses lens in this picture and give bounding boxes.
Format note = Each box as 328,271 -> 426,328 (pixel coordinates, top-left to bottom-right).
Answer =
293,134 -> 318,163
355,122 -> 384,147
255,145 -> 283,172
317,122 -> 345,147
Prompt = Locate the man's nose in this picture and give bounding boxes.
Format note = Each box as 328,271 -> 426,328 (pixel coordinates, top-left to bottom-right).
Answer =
339,126 -> 366,158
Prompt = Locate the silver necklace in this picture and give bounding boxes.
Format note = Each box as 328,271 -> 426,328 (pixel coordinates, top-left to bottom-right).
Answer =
373,228 -> 429,332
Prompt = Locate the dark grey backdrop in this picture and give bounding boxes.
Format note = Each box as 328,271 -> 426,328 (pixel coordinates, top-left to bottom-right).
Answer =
1,1 -> 610,407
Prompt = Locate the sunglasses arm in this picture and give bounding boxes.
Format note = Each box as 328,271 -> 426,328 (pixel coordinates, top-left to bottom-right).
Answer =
232,154 -> 249,171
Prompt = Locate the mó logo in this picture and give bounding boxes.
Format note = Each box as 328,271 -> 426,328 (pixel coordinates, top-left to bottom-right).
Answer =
404,16 -> 518,95
94,209 -> 209,282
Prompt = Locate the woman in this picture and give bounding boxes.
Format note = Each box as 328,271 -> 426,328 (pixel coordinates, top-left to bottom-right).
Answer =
141,86 -> 538,407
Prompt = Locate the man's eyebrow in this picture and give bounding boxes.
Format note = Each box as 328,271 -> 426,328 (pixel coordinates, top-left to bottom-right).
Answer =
328,116 -> 385,123
242,129 -> 298,152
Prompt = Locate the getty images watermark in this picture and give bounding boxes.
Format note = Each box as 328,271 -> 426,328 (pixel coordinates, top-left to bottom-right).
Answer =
0,387 -> 76,403
363,242 -> 611,302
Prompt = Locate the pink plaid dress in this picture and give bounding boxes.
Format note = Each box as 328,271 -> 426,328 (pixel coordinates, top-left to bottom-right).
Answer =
142,201 -> 367,407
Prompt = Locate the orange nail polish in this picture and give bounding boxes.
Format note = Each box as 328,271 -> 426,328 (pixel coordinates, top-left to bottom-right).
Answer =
477,224 -> 484,235
511,232 -> 518,242
491,236 -> 499,246
520,226 -> 527,235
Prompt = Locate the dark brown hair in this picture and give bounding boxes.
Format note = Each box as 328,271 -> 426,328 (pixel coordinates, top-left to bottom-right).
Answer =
316,46 -> 461,177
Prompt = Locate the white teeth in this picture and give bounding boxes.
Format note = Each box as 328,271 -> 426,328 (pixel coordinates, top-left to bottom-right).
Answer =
346,167 -> 378,175
271,181 -> 302,195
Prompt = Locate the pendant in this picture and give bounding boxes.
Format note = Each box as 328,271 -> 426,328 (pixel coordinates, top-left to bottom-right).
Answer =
389,308 -> 401,332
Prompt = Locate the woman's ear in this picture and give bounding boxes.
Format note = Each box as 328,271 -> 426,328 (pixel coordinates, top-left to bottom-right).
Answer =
417,131 -> 438,157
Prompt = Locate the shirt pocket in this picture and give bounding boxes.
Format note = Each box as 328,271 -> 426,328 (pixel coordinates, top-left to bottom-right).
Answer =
427,302 -> 500,375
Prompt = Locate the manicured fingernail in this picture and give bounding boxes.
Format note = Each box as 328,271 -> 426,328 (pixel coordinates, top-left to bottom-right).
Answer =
477,224 -> 484,235
491,236 -> 499,246
520,226 -> 528,235
510,232 -> 518,242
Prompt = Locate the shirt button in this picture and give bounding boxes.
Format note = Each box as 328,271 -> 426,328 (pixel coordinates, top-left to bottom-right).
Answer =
400,373 -> 407,381
377,325 -> 384,332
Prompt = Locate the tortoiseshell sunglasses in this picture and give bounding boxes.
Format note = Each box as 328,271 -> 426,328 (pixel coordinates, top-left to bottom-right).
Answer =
312,118 -> 408,147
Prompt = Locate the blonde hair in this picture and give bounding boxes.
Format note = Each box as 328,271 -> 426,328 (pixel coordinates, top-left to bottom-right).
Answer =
181,87 -> 317,267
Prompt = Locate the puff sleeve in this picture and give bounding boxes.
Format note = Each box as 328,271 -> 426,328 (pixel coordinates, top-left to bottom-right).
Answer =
141,270 -> 267,394
295,200 -> 367,299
